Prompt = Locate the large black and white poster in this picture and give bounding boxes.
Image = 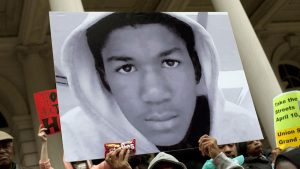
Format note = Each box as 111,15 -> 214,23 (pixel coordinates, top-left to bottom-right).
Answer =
49,12 -> 263,161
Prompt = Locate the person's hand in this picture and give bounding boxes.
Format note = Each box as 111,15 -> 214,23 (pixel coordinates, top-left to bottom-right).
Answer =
38,124 -> 47,143
271,147 -> 281,163
105,148 -> 132,169
198,134 -> 221,159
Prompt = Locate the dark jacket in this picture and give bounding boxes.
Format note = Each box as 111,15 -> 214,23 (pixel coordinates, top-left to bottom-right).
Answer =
242,155 -> 272,169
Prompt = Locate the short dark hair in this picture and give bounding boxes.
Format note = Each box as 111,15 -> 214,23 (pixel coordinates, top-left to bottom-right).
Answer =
86,13 -> 201,91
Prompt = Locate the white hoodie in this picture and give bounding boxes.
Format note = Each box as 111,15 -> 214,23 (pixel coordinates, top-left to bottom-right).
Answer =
55,12 -> 262,161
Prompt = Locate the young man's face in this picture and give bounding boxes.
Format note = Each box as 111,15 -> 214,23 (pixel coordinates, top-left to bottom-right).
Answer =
246,140 -> 263,157
102,24 -> 198,146
218,144 -> 237,158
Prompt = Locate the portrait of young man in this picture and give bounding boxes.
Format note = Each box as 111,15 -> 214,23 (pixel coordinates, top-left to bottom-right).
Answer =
49,12 -> 263,161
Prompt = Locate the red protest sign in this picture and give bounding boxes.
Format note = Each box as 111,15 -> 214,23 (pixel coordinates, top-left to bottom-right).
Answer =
34,89 -> 61,135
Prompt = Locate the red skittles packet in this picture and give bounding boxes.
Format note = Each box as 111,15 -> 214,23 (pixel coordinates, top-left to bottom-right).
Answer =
104,139 -> 136,157
34,89 -> 61,135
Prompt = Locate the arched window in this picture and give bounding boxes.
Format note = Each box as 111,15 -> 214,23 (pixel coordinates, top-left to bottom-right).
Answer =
278,64 -> 300,89
271,35 -> 300,91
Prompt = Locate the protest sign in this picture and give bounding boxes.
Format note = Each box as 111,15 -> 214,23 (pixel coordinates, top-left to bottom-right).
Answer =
34,89 -> 61,135
50,12 -> 262,161
274,91 -> 300,149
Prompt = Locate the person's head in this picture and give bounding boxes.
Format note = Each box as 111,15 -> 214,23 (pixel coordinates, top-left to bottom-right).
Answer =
0,131 -> 14,167
71,161 -> 89,169
148,152 -> 187,169
275,148 -> 300,169
86,13 -> 205,146
218,143 -> 237,158
245,140 -> 263,157
64,160 -> 90,169
86,13 -> 201,91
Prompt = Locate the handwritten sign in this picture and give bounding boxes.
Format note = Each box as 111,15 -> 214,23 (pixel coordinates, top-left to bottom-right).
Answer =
34,89 -> 61,135
274,91 -> 300,150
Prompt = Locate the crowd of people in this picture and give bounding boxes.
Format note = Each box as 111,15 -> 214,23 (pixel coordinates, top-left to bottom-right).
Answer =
1,127 -> 300,169
38,129 -> 300,169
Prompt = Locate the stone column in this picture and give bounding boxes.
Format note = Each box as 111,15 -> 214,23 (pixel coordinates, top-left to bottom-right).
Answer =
211,0 -> 282,148
17,44 -> 63,168
49,0 -> 84,11
17,44 -> 54,135
12,114 -> 39,169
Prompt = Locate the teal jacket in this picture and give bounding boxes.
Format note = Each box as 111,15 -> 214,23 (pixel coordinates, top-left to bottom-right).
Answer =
202,153 -> 244,169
